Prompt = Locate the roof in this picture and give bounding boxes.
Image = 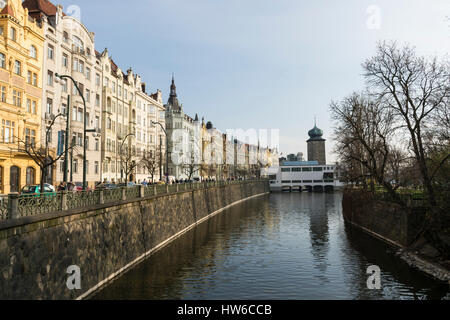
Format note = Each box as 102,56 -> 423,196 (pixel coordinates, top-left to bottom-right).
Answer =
0,4 -> 15,17
281,161 -> 319,166
23,0 -> 57,16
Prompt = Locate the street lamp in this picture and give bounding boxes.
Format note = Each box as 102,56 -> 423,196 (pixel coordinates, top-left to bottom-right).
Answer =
117,133 -> 135,184
151,121 -> 169,183
55,73 -> 98,190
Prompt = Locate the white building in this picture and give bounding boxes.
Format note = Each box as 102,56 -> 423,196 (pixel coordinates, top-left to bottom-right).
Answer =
165,76 -> 201,180
268,161 -> 344,192
133,75 -> 165,183
24,2 -> 102,187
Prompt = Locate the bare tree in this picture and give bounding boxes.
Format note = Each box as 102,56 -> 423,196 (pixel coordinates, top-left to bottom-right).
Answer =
362,41 -> 450,206
16,114 -> 76,193
141,151 -> 159,183
183,154 -> 200,180
330,92 -> 403,203
119,143 -> 137,184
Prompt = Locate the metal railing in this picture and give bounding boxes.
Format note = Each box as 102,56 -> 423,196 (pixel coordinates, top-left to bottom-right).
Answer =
0,179 -> 267,221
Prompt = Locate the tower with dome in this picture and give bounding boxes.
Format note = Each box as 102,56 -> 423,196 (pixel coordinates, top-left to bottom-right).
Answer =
307,122 -> 326,165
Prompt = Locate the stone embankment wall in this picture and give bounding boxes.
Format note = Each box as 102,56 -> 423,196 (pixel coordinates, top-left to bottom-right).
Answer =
342,190 -> 426,247
0,181 -> 269,299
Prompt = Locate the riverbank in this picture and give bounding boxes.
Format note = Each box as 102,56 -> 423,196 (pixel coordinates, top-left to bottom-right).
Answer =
0,180 -> 269,299
342,189 -> 450,285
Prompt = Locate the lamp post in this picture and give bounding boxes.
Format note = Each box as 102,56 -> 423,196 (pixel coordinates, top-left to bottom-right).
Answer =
152,121 -> 168,183
118,133 -> 135,184
55,73 -> 98,190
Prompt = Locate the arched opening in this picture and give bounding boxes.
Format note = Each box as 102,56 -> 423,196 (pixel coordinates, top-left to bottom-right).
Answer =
26,167 -> 36,185
10,166 -> 20,193
313,185 -> 324,193
304,185 -> 313,192
324,185 -> 334,193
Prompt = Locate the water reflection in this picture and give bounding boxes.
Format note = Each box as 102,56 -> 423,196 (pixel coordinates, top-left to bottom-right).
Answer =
92,193 -> 449,300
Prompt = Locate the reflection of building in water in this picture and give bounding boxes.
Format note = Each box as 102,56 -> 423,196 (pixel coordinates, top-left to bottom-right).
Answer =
308,195 -> 330,281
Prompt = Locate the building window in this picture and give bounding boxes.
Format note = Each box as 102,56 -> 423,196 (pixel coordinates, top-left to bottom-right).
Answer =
10,27 -> 16,41
86,67 -> 90,80
25,128 -> 36,148
94,161 -> 99,174
14,60 -> 21,75
73,160 -> 78,174
72,35 -> 84,50
95,139 -> 99,151
62,79 -> 67,92
32,101 -> 36,114
33,73 -> 37,86
12,90 -> 21,107
62,53 -> 68,67
26,167 -> 36,185
26,99 -> 31,113
0,53 -> 5,68
63,31 -> 69,43
46,98 -> 53,114
2,120 -> 14,143
281,168 -> 291,172
95,94 -> 100,106
96,73 -> 100,86
77,133 -> 82,146
73,58 -> 78,72
47,70 -> 54,86
78,60 -> 84,73
1,86 -> 6,102
77,108 -> 83,122
30,46 -> 37,59
47,45 -> 54,60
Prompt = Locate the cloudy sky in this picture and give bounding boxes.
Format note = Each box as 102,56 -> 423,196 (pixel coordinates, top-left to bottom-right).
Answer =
58,0 -> 449,162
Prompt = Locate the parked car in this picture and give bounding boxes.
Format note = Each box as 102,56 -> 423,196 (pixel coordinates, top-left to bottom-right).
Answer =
117,182 -> 136,188
95,183 -> 118,190
67,182 -> 91,192
21,184 -> 56,195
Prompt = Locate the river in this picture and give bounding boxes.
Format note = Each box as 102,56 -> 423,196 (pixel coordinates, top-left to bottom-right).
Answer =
91,192 -> 449,300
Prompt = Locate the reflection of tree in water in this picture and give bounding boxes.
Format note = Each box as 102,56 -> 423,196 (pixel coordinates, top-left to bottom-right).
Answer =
343,223 -> 450,300
308,194 -> 330,283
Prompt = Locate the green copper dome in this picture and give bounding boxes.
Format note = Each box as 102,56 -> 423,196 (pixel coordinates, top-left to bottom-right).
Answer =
307,124 -> 325,142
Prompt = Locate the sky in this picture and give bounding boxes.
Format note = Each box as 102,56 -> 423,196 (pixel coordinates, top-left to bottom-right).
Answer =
56,0 -> 450,163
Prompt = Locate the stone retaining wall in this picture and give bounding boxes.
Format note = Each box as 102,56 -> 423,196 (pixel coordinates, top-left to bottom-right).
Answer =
342,190 -> 426,247
0,181 -> 269,299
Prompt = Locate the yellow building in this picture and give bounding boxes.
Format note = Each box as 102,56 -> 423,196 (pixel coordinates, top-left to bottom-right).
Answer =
0,0 -> 44,194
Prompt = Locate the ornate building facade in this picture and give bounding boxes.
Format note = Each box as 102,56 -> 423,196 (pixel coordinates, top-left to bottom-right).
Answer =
0,0 -> 44,193
23,0 -> 103,188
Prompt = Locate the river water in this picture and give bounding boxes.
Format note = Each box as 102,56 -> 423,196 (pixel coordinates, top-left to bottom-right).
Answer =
92,192 -> 449,300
